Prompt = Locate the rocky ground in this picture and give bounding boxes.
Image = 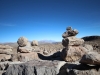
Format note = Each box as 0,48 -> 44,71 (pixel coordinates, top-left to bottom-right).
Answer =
83,36 -> 100,53
0,27 -> 100,75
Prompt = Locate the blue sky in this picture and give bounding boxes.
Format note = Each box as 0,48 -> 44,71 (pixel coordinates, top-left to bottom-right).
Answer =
0,0 -> 100,42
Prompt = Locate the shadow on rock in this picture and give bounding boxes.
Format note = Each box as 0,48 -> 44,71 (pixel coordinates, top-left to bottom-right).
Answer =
57,63 -> 100,75
37,51 -> 63,61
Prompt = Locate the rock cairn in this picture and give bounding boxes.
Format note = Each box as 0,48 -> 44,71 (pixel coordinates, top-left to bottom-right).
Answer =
17,36 -> 32,53
0,45 -> 13,61
61,27 -> 86,62
11,37 -> 39,62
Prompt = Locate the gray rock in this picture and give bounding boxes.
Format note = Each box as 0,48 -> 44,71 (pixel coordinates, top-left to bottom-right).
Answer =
0,49 -> 13,55
60,46 -> 86,62
17,41 -> 33,53
80,52 -> 100,65
83,44 -> 93,52
18,46 -> 32,53
17,37 -> 28,47
0,54 -> 11,62
11,53 -> 19,62
58,62 -> 100,75
62,27 -> 78,38
5,60 -> 61,75
66,27 -> 72,31
0,45 -> 13,49
18,52 -> 39,62
0,45 -> 13,54
0,61 -> 24,71
62,37 -> 84,47
32,46 -> 40,52
31,40 -> 38,46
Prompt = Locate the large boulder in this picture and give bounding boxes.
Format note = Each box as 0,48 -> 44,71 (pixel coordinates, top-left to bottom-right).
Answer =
31,40 -> 38,46
5,60 -> 60,75
11,52 -> 39,62
62,37 -> 84,47
80,52 -> 100,65
18,46 -> 32,53
17,37 -> 28,47
17,42 -> 32,53
61,46 -> 86,62
82,44 -> 93,52
58,62 -> 100,75
5,60 -> 100,75
18,52 -> 39,62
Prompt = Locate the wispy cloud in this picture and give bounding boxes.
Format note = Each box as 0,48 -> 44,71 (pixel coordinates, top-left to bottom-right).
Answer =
0,23 -> 16,27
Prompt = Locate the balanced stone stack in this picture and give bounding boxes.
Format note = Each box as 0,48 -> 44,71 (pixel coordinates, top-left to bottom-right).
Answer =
0,45 -> 13,61
61,27 -> 86,62
11,37 -> 39,62
17,36 -> 32,53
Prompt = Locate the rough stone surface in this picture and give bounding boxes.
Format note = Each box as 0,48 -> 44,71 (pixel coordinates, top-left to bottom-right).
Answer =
32,46 -> 40,52
62,27 -> 78,38
11,52 -> 39,62
17,42 -> 32,53
61,46 -> 86,62
5,60 -> 100,75
0,61 -> 24,71
58,62 -> 100,75
17,37 -> 28,47
18,52 -> 39,62
82,44 -> 93,52
0,49 -> 13,55
80,52 -> 100,65
62,37 -> 84,47
0,45 -> 13,49
5,60 -> 61,75
18,46 -> 32,53
0,54 -> 11,62
31,40 -> 38,46
11,53 -> 20,62
0,45 -> 13,54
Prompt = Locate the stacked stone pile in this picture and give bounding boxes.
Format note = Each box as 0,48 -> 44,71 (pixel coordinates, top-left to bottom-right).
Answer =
60,27 -> 100,75
61,27 -> 87,61
17,37 -> 32,53
11,37 -> 39,62
0,45 -> 13,61
1,27 -> 100,75
61,27 -> 95,62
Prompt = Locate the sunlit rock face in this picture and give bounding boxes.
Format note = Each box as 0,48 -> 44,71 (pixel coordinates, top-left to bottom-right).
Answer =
61,27 -> 93,62
80,52 -> 100,65
17,36 -> 28,47
31,40 -> 38,46
17,37 -> 33,53
61,46 -> 86,62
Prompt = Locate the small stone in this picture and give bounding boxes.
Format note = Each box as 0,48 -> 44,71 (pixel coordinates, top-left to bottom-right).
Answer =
31,40 -> 38,46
